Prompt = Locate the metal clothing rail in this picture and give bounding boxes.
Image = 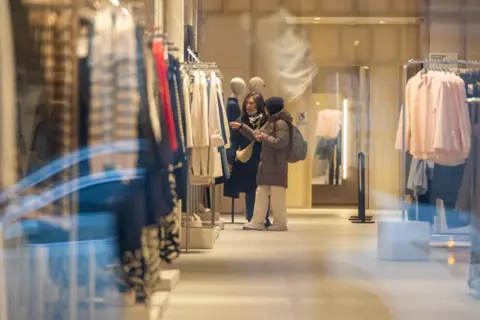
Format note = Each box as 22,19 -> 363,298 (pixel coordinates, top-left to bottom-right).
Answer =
401,58 -> 480,244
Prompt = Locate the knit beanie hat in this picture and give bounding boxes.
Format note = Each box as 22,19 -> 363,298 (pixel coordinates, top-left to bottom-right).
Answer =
265,97 -> 284,115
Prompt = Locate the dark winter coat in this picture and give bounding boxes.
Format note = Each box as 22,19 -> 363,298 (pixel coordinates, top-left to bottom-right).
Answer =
224,98 -> 267,197
239,109 -> 292,188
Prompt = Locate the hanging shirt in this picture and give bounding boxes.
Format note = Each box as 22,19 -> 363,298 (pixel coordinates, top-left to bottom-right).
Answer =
152,41 -> 178,151
190,71 -> 210,179
396,70 -> 471,166
315,109 -> 342,139
182,72 -> 194,148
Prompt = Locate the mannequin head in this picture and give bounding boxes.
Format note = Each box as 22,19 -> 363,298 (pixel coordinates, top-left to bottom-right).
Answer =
230,78 -> 246,97
248,77 -> 266,94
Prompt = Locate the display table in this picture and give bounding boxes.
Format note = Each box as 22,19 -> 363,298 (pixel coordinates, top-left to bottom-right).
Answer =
377,220 -> 430,261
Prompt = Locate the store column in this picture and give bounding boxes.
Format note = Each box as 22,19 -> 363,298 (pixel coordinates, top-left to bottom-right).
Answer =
165,0 -> 184,62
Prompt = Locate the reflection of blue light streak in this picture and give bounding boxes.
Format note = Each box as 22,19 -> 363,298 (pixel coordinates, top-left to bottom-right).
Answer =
3,168 -> 145,225
0,140 -> 148,203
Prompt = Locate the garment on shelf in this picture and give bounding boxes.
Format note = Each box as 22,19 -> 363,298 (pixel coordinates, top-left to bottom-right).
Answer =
315,109 -> 342,139
395,70 -> 472,165
407,159 -> 433,196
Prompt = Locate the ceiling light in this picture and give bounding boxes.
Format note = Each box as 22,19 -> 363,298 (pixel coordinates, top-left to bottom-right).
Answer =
380,20 -> 386,24
363,66 -> 370,69
354,40 -> 360,46
314,17 -> 321,21
315,102 -> 320,106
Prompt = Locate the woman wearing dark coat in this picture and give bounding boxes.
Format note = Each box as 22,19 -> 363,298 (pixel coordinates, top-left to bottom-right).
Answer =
224,92 -> 270,224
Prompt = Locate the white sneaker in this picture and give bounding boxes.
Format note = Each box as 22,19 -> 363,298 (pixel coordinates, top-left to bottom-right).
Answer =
243,222 -> 266,231
267,224 -> 288,231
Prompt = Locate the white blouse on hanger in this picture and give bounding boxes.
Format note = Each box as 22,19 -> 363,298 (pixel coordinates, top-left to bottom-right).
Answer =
190,71 -> 210,178
315,109 -> 342,139
182,72 -> 193,149
208,71 -> 225,179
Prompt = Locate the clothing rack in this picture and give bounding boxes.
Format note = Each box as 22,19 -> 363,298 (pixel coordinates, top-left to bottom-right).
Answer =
184,47 -> 223,78
401,58 -> 480,244
182,47 -> 224,252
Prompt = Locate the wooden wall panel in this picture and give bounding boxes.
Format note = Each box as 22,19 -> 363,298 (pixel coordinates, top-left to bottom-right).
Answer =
465,0 -> 480,15
354,26 -> 372,63
199,15 -> 251,96
400,25 -> 420,62
310,26 -> 340,63
429,0 -> 461,15
225,0 -> 251,12
338,26 -> 371,64
466,22 -> 480,61
319,0 -> 355,15
429,19 -> 462,53
392,0 -> 421,16
372,26 -> 398,63
252,0 -> 280,12
339,26 -> 357,63
283,0 -> 317,13
356,0 -> 390,15
204,0 -> 222,12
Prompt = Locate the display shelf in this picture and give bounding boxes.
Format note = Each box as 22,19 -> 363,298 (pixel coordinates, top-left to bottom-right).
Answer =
158,269 -> 180,292
197,211 -> 220,222
98,291 -> 169,320
180,226 -> 220,249
377,220 -> 430,261
201,219 -> 224,230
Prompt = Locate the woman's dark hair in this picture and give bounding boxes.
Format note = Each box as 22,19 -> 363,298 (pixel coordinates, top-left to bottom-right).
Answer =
241,92 -> 266,125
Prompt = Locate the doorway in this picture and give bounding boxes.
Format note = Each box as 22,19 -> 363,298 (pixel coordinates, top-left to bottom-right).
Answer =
310,66 -> 370,208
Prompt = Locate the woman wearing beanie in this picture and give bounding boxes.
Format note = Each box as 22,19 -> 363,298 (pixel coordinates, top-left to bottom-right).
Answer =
230,96 -> 292,231
227,92 -> 271,226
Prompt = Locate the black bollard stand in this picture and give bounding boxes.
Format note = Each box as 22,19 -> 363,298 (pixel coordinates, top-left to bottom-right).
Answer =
350,152 -> 375,224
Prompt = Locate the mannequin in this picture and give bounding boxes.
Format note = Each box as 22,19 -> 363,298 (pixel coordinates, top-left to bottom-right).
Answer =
248,77 -> 266,94
227,78 -> 246,118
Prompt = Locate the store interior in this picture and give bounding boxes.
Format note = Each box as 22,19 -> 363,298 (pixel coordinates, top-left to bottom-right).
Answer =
1,0 -> 480,319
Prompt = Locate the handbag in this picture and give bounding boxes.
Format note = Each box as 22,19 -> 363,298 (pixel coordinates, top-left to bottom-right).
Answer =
236,142 -> 254,163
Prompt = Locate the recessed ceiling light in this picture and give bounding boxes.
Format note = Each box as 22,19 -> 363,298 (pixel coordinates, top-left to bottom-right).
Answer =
315,102 -> 320,106
314,17 -> 321,21
380,20 -> 386,24
363,66 -> 370,69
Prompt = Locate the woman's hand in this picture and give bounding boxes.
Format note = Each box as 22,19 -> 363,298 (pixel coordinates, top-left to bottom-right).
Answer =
255,133 -> 263,141
229,121 -> 242,129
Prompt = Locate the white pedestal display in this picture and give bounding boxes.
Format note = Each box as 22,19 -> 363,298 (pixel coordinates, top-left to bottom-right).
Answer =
377,220 -> 431,261
197,211 -> 220,222
159,269 -> 180,291
180,226 -> 220,249
102,291 -> 169,320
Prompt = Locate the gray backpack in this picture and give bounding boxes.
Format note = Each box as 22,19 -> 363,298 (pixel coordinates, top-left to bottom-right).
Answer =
287,123 -> 307,163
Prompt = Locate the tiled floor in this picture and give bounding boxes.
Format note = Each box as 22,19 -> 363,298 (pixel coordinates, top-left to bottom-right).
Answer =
164,213 -> 480,320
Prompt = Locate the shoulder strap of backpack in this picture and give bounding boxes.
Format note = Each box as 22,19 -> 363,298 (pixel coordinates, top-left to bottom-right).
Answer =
287,122 -> 293,153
